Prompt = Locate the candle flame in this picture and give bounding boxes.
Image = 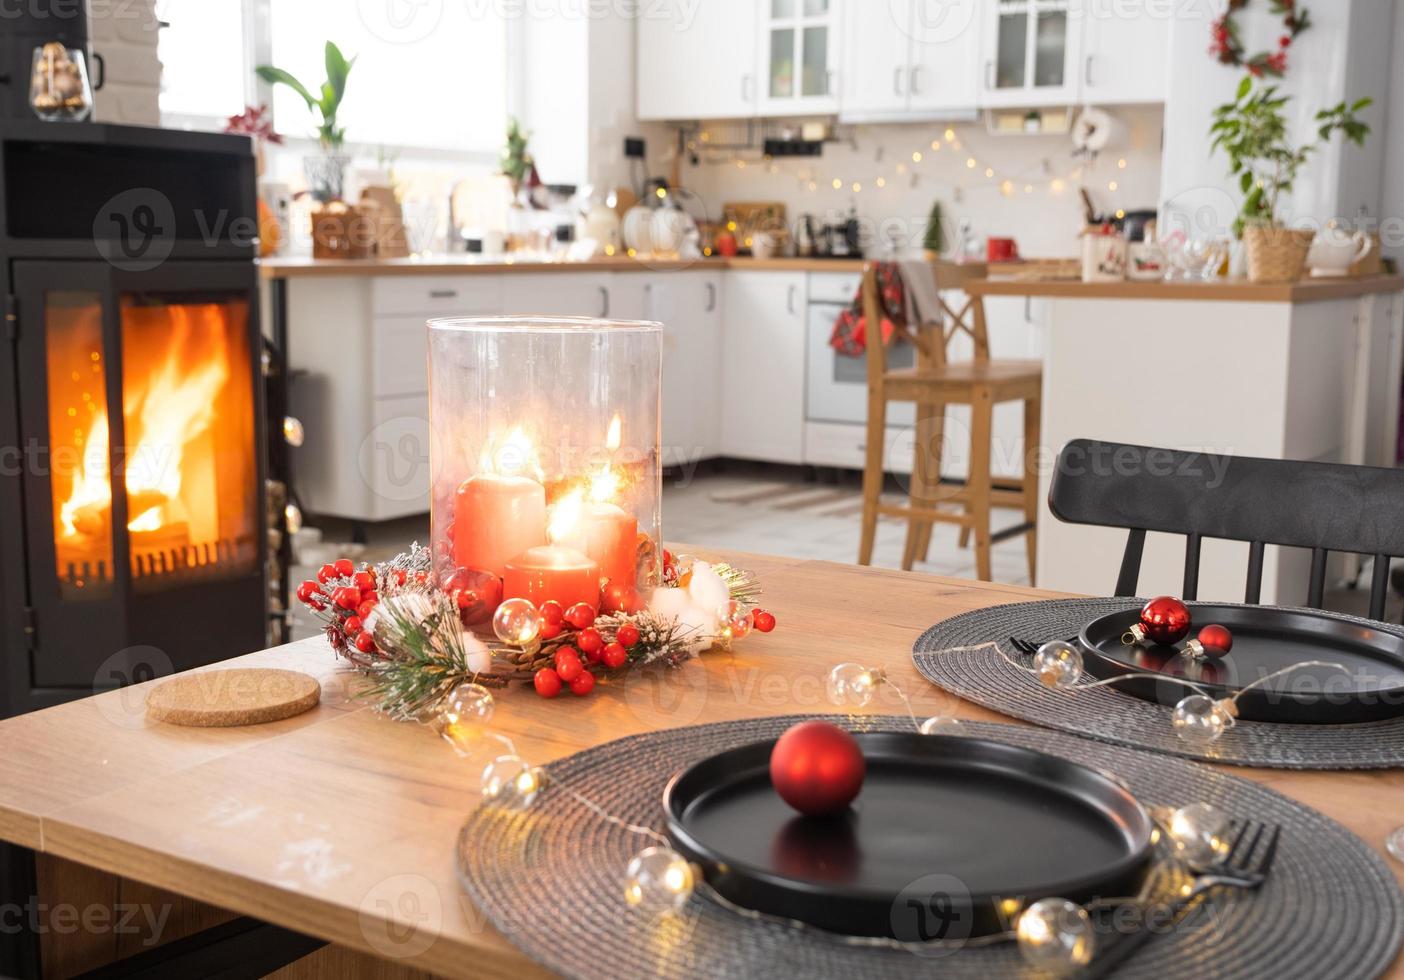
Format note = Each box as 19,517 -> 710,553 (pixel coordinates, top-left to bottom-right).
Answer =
548,488 -> 585,544
589,413 -> 623,503
606,414 -> 622,452
478,427 -> 543,481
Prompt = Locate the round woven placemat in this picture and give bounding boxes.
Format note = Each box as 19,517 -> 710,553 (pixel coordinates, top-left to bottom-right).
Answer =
456,715 -> 1402,980
913,598 -> 1404,770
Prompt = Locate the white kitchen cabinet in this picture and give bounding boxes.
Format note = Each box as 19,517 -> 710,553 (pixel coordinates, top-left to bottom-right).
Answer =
841,0 -> 981,120
721,270 -> 806,463
500,272 -> 614,318
1079,2 -> 1168,105
647,271 -> 724,467
757,0 -> 839,117
637,0 -> 758,120
979,0 -> 1083,108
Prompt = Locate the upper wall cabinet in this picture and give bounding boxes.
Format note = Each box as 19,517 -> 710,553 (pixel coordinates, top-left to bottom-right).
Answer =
1079,2 -> 1169,105
757,0 -> 840,116
637,0 -> 758,120
979,0 -> 1084,108
840,0 -> 981,121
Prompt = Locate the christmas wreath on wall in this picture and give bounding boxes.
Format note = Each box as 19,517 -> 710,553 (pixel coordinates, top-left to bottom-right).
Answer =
1210,0 -> 1310,77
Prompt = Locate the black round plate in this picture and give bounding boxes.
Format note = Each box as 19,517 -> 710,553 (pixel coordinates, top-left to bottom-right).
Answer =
662,732 -> 1153,940
1080,604 -> 1404,724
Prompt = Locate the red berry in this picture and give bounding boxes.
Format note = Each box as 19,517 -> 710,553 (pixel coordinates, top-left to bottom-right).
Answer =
752,610 -> 776,633
569,671 -> 596,696
334,558 -> 355,577
616,623 -> 640,648
541,600 -> 565,625
541,620 -> 563,640
317,563 -> 339,584
534,668 -> 563,698
333,586 -> 362,610
296,580 -> 323,603
361,589 -> 379,605
353,570 -> 376,592
344,615 -> 363,635
554,651 -> 583,682
564,602 -> 596,630
357,598 -> 378,620
354,631 -> 376,653
394,569 -> 408,585
576,628 -> 603,655
602,642 -> 627,669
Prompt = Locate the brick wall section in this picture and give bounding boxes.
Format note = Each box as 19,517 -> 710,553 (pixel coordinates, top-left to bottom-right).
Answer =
88,0 -> 162,125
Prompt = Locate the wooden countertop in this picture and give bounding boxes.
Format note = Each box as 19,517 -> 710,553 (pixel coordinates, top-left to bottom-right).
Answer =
966,274 -> 1404,303
258,255 -> 867,280
2,551 -> 1401,976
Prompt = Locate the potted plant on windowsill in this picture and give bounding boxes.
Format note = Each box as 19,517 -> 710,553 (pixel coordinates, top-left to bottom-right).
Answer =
1210,77 -> 1371,282
256,41 -> 355,205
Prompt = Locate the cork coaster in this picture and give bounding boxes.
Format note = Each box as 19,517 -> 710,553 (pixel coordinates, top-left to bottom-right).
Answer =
146,668 -> 321,727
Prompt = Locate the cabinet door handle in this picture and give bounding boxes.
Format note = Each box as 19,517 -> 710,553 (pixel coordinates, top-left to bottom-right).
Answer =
910,65 -> 921,96
787,284 -> 798,315
827,69 -> 838,96
985,59 -> 994,89
429,289 -> 458,299
893,66 -> 904,96
599,286 -> 610,318
1084,55 -> 1094,87
741,73 -> 752,104
705,282 -> 717,312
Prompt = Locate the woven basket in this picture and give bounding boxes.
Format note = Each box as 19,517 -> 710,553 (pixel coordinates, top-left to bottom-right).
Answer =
1244,225 -> 1314,282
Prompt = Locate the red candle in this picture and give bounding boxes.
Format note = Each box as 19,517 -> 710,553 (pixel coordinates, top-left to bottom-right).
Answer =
579,501 -> 637,592
503,545 -> 600,610
453,474 -> 546,578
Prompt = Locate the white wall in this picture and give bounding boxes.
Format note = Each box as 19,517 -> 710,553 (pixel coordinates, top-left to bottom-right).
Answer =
1380,5 -> 1404,265
89,0 -> 162,125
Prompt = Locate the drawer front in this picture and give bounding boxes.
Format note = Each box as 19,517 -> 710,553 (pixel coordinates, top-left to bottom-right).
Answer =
360,395 -> 431,519
371,276 -> 502,316
807,271 -> 862,304
371,316 -> 431,397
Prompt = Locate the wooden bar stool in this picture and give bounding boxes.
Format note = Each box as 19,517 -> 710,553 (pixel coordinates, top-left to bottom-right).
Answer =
856,260 -> 1042,582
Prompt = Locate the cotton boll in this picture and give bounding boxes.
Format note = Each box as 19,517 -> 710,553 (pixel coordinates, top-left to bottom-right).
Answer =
461,632 -> 494,674
676,602 -> 718,654
649,587 -> 694,620
687,562 -> 731,616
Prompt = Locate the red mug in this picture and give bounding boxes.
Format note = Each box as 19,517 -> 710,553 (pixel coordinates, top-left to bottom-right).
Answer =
986,237 -> 1019,262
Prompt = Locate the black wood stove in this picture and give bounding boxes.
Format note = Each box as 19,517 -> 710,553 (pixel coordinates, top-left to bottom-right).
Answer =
0,121 -> 268,718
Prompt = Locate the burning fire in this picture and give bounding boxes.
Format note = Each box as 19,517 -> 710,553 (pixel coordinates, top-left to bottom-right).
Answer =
59,306 -> 231,540
589,414 -> 623,503
479,426 -> 544,482
548,488 -> 586,544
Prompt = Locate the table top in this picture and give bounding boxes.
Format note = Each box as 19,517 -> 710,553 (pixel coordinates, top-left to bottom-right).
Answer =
965,273 -> 1404,303
1,550 -> 1401,978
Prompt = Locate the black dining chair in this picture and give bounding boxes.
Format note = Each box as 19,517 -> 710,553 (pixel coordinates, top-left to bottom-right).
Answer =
1048,438 -> 1404,620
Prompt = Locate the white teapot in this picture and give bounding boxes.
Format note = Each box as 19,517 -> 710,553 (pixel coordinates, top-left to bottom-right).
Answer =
1307,226 -> 1373,277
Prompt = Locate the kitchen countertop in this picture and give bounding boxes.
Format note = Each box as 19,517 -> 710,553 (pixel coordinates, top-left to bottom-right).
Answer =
258,254 -> 868,279
966,274 -> 1404,303
3,549 -> 1404,977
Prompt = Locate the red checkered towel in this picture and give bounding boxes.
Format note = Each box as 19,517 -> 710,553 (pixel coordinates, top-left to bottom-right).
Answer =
829,262 -> 905,356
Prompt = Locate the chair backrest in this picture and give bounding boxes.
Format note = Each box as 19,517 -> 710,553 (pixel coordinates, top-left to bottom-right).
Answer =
1048,438 -> 1404,617
860,260 -> 990,395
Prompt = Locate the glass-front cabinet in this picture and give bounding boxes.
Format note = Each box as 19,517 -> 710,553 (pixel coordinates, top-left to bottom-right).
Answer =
758,0 -> 839,116
980,0 -> 1082,107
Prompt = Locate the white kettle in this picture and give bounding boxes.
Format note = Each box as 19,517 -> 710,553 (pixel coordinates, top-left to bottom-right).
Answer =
1307,227 -> 1374,277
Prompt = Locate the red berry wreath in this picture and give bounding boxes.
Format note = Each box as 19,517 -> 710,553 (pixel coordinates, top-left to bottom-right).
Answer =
1210,0 -> 1310,78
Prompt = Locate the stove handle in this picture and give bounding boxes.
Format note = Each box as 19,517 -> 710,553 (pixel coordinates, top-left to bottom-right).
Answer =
787,284 -> 797,316
599,285 -> 610,318
91,51 -> 106,90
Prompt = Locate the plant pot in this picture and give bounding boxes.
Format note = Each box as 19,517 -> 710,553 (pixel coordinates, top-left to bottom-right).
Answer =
1243,225 -> 1314,283
303,152 -> 350,205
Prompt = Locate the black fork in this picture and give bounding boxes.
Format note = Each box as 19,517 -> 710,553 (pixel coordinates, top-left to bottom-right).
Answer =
1082,818 -> 1282,977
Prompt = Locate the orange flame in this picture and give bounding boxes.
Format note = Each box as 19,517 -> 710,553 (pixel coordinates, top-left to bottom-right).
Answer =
478,427 -> 544,482
548,488 -> 586,544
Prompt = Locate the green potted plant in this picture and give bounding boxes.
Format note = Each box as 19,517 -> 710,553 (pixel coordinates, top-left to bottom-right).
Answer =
500,117 -> 534,201
256,41 -> 355,203
1210,77 -> 1371,282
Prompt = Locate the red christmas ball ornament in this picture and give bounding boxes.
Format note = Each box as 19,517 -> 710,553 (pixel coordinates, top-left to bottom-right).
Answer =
769,721 -> 866,817
752,609 -> 777,633
569,670 -> 596,696
564,603 -> 596,630
1185,623 -> 1234,661
616,623 -> 640,648
1123,595 -> 1192,646
534,668 -> 563,699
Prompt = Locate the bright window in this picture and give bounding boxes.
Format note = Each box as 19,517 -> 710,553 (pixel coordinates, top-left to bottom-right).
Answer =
156,0 -> 248,122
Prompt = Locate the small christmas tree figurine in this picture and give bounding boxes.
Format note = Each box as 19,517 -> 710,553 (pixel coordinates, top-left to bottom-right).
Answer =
922,200 -> 945,257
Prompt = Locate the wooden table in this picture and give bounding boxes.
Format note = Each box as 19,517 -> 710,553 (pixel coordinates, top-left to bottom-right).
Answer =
2,552 -> 1401,978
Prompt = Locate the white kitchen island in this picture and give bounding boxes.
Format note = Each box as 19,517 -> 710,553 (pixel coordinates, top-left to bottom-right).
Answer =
967,276 -> 1404,605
